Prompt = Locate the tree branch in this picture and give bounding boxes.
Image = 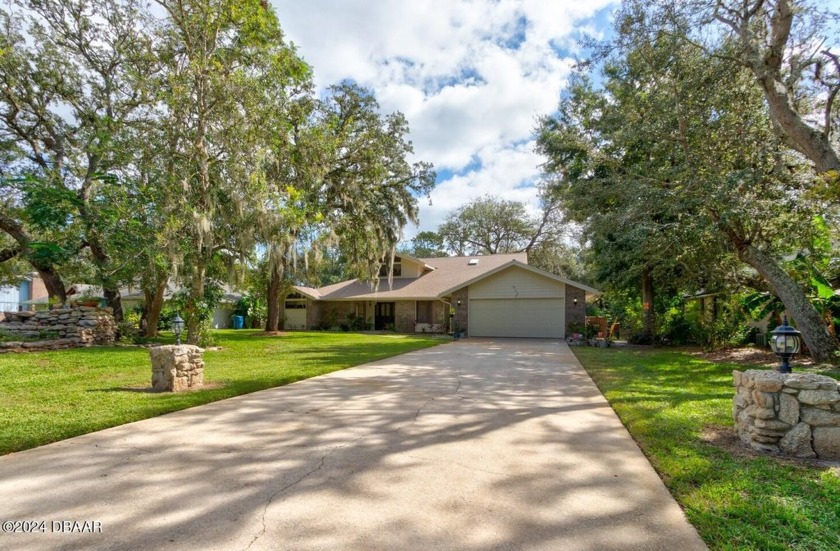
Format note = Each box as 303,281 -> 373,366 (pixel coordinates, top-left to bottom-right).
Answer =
0,244 -> 21,263
765,0 -> 793,73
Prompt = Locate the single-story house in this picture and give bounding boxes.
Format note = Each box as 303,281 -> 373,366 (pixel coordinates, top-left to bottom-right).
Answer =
119,286 -> 243,329
21,282 -> 243,329
1,273 -> 49,312
288,252 -> 599,339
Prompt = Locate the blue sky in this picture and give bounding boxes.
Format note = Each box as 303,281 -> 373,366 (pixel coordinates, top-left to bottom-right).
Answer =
271,0 -> 619,240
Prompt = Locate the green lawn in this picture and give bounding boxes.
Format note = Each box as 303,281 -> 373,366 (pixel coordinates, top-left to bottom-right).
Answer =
0,330 -> 444,455
572,346 -> 840,551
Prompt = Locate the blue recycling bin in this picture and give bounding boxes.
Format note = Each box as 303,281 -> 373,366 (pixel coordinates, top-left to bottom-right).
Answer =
232,315 -> 245,329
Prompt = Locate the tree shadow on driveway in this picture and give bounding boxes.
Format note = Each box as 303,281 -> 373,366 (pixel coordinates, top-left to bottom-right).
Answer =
0,339 -> 705,551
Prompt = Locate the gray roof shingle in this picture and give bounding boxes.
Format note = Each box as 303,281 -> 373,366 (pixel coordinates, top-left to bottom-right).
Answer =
300,253 -> 527,301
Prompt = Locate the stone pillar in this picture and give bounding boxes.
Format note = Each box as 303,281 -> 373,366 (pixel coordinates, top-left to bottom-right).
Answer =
733,370 -> 840,459
150,345 -> 205,392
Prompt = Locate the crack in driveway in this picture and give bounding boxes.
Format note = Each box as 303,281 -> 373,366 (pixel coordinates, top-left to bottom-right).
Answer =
244,365 -> 464,550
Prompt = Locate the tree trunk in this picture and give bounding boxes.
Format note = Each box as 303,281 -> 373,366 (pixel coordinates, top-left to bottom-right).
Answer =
266,264 -> 282,332
144,277 -> 167,338
36,264 -> 67,306
186,268 -> 206,345
641,267 -> 656,341
103,287 -> 124,324
83,222 -> 124,322
738,243 -> 838,362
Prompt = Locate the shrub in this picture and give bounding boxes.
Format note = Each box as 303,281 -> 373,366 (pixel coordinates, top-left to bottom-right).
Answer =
567,321 -> 586,335
661,310 -> 693,345
345,312 -> 368,331
627,331 -> 654,345
234,293 -> 266,328
118,309 -> 143,343
570,320 -> 600,340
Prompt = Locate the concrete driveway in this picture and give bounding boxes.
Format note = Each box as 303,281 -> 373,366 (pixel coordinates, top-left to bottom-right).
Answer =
0,339 -> 706,551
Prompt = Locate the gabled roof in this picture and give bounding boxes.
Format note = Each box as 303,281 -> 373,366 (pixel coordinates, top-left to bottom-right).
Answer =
438,259 -> 600,296
293,286 -> 322,300
294,253 -> 600,301
391,253 -> 436,272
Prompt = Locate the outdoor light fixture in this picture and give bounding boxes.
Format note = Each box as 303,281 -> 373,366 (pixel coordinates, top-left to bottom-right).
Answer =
171,314 -> 185,345
573,298 -> 578,306
457,299 -> 462,307
769,316 -> 802,374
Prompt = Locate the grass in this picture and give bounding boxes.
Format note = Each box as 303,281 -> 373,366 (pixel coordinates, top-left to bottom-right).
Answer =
0,330 -> 444,455
572,346 -> 840,551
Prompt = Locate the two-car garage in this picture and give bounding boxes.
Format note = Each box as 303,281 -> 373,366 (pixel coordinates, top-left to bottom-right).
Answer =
465,265 -> 568,339
468,298 -> 566,339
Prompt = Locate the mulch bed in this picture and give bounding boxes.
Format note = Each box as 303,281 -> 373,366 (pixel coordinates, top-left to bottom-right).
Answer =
693,346 -> 793,368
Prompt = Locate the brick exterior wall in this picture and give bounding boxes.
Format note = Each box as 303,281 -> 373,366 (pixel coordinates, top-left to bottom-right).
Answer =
394,301 -> 415,333
565,284 -> 586,332
305,299 -> 320,329
451,288 -> 469,334
319,302 -> 357,329
307,300 -> 368,330
30,274 -> 48,302
307,299 -> 451,334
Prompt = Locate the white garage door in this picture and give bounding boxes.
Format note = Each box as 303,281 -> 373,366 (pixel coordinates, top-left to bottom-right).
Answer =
469,298 -> 565,338
284,308 -> 306,330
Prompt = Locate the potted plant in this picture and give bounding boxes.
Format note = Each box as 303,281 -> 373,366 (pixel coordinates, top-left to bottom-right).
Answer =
75,293 -> 100,308
583,323 -> 598,346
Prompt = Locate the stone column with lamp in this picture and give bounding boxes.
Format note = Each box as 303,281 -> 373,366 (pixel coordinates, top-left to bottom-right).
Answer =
732,316 -> 840,459
149,313 -> 204,392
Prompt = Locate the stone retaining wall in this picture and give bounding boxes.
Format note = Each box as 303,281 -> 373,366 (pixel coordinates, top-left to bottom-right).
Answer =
733,370 -> 840,460
0,307 -> 117,352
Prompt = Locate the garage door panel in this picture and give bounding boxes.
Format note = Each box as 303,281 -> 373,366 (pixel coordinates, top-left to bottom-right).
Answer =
469,298 -> 564,338
469,267 -> 565,299
284,308 -> 306,330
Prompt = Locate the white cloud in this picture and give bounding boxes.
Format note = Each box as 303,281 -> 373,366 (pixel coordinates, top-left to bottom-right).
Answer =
416,140 -> 547,233
271,0 -> 617,237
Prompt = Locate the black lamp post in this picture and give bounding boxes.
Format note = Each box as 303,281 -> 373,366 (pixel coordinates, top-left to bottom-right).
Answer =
171,314 -> 185,345
769,316 -> 802,374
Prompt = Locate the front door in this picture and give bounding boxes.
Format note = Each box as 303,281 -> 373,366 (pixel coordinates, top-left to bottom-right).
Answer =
375,302 -> 395,330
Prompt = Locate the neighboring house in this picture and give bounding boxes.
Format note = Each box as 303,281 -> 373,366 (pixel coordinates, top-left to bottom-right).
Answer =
117,286 -> 243,329
290,253 -> 599,339
21,282 -> 242,329
0,273 -> 48,312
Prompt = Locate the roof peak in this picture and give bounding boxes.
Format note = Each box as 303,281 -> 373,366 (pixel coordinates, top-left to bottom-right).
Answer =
415,252 -> 527,261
